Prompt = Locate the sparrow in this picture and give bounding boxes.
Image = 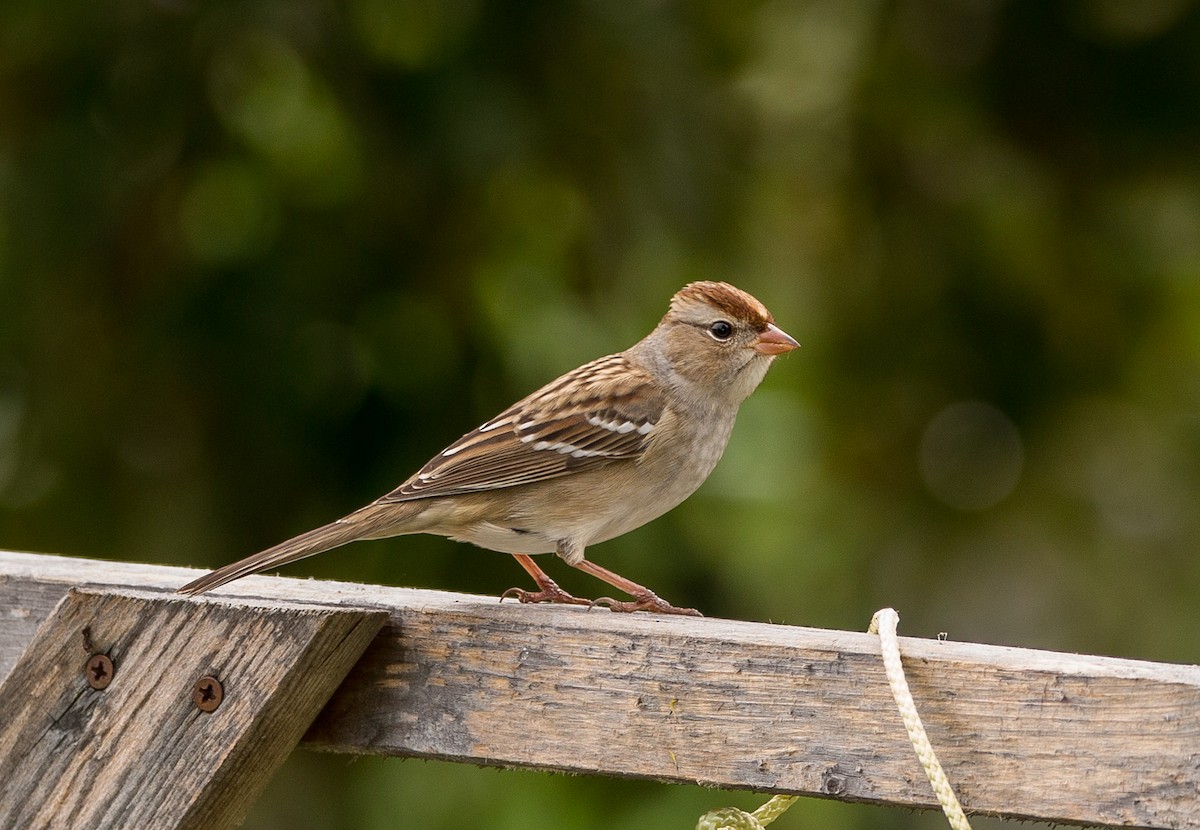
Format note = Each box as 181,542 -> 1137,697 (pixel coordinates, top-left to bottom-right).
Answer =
178,281 -> 798,615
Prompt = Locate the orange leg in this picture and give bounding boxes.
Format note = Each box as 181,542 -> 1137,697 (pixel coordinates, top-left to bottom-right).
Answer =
501,554 -> 592,606
571,559 -> 702,617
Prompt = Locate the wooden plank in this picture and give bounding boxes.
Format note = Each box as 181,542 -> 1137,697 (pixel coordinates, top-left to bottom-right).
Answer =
0,582 -> 386,830
1,550 -> 1198,829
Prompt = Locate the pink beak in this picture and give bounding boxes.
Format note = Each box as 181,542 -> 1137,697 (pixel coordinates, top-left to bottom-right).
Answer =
752,323 -> 800,356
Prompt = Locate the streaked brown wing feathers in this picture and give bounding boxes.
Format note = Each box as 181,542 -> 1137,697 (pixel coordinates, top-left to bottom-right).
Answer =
382,355 -> 665,501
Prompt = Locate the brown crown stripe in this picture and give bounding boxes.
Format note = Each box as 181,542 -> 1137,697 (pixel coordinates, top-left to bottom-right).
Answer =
670,281 -> 774,329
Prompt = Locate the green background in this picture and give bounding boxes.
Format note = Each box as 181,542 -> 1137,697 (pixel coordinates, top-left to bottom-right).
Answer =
2,1 -> 1198,827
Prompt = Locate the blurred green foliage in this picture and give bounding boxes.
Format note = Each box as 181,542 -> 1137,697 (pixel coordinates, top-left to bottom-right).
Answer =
2,1 -> 1199,827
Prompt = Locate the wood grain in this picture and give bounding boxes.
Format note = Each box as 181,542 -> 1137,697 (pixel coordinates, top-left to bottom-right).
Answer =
0,582 -> 385,830
2,550 -> 1198,829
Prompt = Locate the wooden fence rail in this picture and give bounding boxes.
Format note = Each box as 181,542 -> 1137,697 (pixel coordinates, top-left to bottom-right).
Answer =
1,550 -> 1197,829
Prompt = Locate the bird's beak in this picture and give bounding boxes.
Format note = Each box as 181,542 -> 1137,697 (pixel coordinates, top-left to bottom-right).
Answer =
752,323 -> 800,356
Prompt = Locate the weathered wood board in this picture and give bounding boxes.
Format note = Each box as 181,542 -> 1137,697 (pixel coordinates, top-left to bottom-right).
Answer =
0,582 -> 384,830
1,550 -> 1197,829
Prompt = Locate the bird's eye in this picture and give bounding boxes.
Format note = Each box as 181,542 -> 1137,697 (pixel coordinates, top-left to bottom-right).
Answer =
708,320 -> 734,341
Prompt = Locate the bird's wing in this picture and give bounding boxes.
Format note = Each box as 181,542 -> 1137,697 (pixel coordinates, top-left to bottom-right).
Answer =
382,354 -> 666,501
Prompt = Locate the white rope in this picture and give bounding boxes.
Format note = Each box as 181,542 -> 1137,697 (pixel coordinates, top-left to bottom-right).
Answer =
869,608 -> 971,830
697,609 -> 971,829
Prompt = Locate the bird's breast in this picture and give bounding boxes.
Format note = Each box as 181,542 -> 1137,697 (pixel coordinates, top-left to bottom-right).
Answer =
441,407 -> 739,555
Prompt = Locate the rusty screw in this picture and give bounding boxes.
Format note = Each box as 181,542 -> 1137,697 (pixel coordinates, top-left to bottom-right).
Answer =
85,654 -> 114,690
193,675 -> 224,712
821,771 -> 847,797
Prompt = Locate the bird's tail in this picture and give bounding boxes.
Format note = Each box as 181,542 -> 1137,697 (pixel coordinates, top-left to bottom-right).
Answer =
177,518 -> 376,596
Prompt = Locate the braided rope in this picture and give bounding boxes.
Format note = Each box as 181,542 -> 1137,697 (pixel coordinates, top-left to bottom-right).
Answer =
695,795 -> 798,829
869,608 -> 971,830
696,609 -> 971,830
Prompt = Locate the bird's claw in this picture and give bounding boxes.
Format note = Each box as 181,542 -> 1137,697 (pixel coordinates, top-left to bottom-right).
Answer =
500,585 -> 592,607
589,594 -> 703,617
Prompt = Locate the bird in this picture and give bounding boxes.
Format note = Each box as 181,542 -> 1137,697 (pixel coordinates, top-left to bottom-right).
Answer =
178,281 -> 798,615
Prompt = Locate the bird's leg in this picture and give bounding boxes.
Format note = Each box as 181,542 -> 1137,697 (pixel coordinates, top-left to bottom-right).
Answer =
571,559 -> 703,617
501,553 -> 593,606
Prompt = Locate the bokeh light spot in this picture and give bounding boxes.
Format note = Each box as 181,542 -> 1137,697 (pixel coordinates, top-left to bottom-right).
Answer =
178,159 -> 279,264
919,400 -> 1024,510
350,0 -> 479,69
208,33 -> 362,205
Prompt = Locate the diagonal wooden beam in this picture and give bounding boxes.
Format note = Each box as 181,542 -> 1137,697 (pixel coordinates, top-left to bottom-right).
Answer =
0,583 -> 385,830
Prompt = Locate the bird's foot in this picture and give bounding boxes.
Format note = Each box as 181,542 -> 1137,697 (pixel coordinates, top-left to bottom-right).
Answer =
590,593 -> 703,617
500,583 -> 593,607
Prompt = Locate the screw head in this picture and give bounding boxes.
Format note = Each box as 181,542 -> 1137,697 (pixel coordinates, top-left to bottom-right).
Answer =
193,675 -> 224,712
86,654 -> 114,690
